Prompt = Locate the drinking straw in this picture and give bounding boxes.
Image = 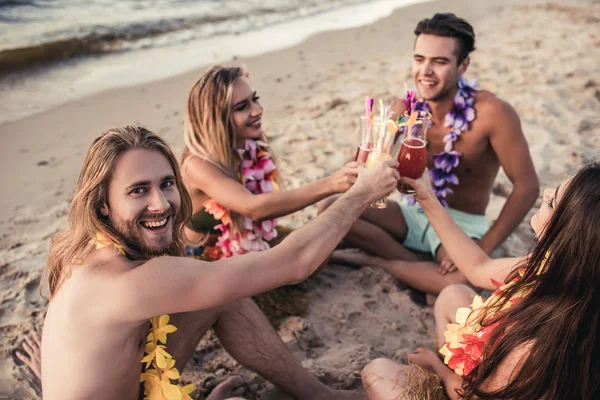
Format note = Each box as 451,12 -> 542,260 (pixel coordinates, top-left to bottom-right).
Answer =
377,99 -> 386,151
364,96 -> 374,145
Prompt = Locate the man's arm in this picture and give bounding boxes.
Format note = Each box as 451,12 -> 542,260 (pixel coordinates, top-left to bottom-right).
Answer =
104,161 -> 399,323
478,98 -> 539,254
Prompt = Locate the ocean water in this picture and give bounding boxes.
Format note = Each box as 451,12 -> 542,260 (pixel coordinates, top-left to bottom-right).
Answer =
0,0 -> 430,124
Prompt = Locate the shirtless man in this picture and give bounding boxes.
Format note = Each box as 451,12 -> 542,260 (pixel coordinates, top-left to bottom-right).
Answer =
35,125 -> 398,400
319,13 -> 539,296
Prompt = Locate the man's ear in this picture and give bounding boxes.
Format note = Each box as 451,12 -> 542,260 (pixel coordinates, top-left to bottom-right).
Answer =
459,56 -> 470,75
100,203 -> 109,217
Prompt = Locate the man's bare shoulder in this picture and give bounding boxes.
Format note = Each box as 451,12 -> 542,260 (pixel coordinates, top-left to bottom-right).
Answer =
475,90 -> 518,118
82,247 -> 137,275
58,248 -> 139,297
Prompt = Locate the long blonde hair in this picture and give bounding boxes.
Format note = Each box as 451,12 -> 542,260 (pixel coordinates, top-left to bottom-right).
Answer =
44,126 -> 193,298
184,65 -> 245,178
183,65 -> 271,234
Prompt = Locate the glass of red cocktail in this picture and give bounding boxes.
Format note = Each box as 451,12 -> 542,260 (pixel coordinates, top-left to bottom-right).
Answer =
396,110 -> 430,194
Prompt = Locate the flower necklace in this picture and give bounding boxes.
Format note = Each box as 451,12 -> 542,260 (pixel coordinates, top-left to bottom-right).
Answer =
204,139 -> 279,258
404,76 -> 478,206
92,233 -> 194,400
440,252 -> 549,376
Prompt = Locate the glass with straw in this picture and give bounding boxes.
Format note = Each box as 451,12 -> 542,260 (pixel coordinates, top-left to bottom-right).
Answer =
364,100 -> 399,209
356,97 -> 374,164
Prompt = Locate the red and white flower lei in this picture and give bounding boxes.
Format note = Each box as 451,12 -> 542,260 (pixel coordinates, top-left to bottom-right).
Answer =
204,139 -> 279,258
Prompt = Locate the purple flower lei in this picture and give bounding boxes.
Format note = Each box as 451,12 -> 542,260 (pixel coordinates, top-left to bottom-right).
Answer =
404,76 -> 478,207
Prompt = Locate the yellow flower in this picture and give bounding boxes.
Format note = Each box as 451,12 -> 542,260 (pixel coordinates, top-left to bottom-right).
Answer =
180,384 -> 195,400
148,315 -> 178,344
141,342 -> 172,369
92,231 -> 126,255
161,358 -> 181,380
141,360 -> 187,400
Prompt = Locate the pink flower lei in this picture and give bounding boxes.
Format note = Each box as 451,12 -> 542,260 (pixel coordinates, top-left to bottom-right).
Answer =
208,139 -> 279,258
403,76 -> 478,207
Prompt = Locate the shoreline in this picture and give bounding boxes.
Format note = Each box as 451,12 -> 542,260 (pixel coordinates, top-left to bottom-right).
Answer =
0,0 -> 432,126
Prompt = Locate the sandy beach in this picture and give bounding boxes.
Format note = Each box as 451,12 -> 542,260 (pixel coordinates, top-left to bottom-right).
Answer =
1,0 -> 599,398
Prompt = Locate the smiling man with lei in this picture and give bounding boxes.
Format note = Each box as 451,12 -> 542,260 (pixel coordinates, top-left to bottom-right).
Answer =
323,13 -> 539,298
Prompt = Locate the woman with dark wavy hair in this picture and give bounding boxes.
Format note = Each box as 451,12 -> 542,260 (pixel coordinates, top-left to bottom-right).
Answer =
362,162 -> 600,400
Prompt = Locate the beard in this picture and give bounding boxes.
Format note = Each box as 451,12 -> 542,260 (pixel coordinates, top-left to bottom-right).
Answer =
108,210 -> 175,258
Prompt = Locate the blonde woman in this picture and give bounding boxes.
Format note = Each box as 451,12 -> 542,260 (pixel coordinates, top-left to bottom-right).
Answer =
181,66 -> 358,259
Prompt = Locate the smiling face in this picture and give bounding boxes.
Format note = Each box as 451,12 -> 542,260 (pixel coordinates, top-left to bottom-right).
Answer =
412,34 -> 469,102
530,179 -> 569,237
230,77 -> 263,146
102,149 -> 181,256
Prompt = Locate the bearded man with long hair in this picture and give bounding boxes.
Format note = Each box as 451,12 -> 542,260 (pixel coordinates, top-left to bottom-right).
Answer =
33,125 -> 399,400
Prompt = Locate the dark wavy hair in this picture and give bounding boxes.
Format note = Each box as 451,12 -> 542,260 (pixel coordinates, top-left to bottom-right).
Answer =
461,162 -> 600,399
414,13 -> 476,65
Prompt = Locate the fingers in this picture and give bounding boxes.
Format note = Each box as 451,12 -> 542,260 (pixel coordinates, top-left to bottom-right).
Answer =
22,341 -> 35,357
398,176 -> 416,186
32,332 -> 42,347
15,351 -> 30,364
344,161 -> 360,168
438,259 -> 455,276
438,260 -> 449,275
447,264 -> 458,273
25,335 -> 40,352
383,159 -> 399,169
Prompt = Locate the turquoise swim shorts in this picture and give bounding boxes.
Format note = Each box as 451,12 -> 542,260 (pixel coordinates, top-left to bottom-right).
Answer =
396,199 -> 489,258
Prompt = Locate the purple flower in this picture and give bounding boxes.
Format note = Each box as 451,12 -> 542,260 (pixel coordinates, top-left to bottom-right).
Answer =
413,100 -> 430,113
443,131 -> 460,143
465,107 -> 475,122
430,166 -> 459,186
433,151 -> 461,173
434,185 -> 454,198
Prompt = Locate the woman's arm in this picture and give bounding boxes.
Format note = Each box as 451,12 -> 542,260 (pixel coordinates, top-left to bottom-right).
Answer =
184,156 -> 357,221
399,174 -> 524,290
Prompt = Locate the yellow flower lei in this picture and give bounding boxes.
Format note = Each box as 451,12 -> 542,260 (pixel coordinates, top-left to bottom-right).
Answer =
140,315 -> 194,400
92,232 -> 195,400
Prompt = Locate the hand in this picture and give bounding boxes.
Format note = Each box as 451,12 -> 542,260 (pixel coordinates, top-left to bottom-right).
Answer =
407,347 -> 444,373
15,332 -> 42,379
329,161 -> 360,193
437,245 -> 457,275
351,159 -> 400,204
397,168 -> 436,203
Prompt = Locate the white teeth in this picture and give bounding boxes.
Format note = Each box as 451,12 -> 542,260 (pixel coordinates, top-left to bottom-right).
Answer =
142,218 -> 167,228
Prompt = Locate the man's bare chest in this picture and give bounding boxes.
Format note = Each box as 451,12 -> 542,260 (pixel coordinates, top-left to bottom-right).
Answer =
424,123 -> 491,164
